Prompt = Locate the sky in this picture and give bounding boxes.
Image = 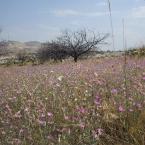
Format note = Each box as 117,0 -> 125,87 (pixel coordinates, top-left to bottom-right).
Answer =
0,0 -> 145,50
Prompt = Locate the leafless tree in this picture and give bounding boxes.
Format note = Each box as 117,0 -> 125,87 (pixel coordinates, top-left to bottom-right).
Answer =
37,29 -> 108,63
57,29 -> 109,62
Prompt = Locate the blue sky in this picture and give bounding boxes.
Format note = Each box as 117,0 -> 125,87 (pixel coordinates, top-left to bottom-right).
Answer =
0,0 -> 145,50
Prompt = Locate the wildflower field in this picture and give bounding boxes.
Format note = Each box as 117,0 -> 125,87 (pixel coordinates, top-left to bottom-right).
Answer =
0,56 -> 145,145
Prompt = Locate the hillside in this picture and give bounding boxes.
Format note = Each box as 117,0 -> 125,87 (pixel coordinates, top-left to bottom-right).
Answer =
7,41 -> 41,54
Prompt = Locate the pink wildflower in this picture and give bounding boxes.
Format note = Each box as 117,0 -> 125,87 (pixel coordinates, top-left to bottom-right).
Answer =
118,105 -> 125,112
64,115 -> 69,120
47,112 -> 53,117
77,107 -> 87,114
94,96 -> 101,106
111,89 -> 118,94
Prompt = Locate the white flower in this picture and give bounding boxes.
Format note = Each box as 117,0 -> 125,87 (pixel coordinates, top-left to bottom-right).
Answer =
57,76 -> 64,81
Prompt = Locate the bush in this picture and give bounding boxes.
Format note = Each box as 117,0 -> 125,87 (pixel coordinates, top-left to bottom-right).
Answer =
37,42 -> 68,63
127,46 -> 145,57
16,50 -> 29,65
0,41 -> 9,56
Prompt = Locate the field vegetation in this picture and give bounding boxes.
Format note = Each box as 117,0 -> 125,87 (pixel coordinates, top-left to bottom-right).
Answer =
0,56 -> 145,145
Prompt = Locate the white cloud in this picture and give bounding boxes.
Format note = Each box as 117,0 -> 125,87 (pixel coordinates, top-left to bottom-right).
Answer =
51,9 -> 108,17
131,6 -> 145,18
96,2 -> 106,6
51,9 -> 79,17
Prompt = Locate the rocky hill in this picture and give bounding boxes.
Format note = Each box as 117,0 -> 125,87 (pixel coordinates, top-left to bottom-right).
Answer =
7,41 -> 41,54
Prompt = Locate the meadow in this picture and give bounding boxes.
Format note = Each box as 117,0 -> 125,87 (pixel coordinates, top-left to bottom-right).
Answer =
0,56 -> 145,145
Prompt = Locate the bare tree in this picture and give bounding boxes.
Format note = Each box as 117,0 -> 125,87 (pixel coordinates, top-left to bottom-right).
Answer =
37,29 -> 108,63
57,29 -> 109,62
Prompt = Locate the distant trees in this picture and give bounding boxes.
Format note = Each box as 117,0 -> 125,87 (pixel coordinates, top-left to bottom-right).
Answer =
16,50 -> 28,64
0,29 -> 9,56
0,28 -> 109,64
0,40 -> 9,56
126,46 -> 145,57
38,29 -> 108,63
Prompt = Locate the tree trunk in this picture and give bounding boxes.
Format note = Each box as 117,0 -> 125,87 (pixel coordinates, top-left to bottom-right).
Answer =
74,56 -> 78,62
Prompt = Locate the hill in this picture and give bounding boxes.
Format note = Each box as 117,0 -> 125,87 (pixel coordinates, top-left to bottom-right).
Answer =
7,41 -> 41,54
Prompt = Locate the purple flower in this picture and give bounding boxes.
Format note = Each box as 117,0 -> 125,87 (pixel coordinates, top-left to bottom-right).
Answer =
77,107 -> 87,114
111,89 -> 118,94
118,105 -> 125,112
94,96 -> 101,106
